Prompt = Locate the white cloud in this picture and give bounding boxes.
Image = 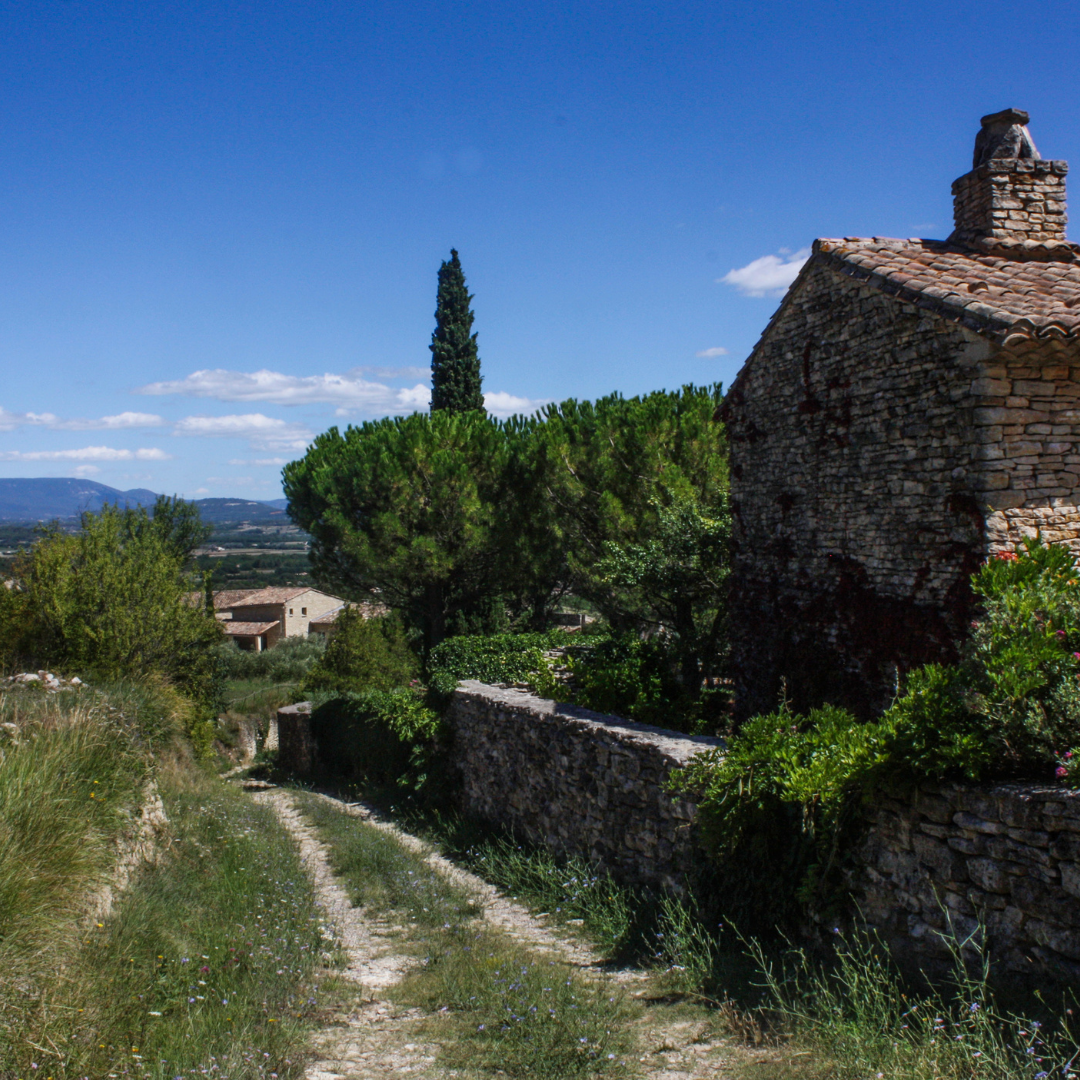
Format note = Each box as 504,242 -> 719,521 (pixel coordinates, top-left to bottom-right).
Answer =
0,446 -> 171,462
719,248 -> 811,297
58,411 -> 166,431
483,391 -> 551,419
173,413 -> 313,452
229,457 -> 292,467
0,408 -> 164,431
696,347 -> 729,358
136,367 -> 430,414
73,464 -> 101,476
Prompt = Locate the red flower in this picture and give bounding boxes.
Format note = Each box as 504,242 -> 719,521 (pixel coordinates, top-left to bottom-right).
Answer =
1057,766 -> 1069,778
995,551 -> 1019,561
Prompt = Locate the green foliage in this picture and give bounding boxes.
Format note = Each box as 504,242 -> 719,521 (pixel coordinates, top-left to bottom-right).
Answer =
284,383 -> 729,661
214,633 -> 326,682
881,539 -> 1080,781
426,629 -> 570,688
146,493 -> 213,561
284,409 -> 514,648
430,248 -> 484,413
679,539 -> 1080,929
308,688 -> 443,789
301,609 -> 419,694
595,495 -> 730,686
530,385 -> 728,636
11,504 -> 223,706
675,703 -> 881,931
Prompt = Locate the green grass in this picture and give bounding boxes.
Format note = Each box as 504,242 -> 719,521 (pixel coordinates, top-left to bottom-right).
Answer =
293,789 -> 638,1078
292,791 -> 477,927
0,684 -> 331,1079
396,812 -> 643,959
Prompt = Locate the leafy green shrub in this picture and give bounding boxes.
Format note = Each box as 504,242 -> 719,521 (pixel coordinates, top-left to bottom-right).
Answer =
426,629 -> 570,691
309,688 -> 443,789
214,633 -> 326,682
556,632 -> 729,733
10,504 -> 223,708
675,702 -> 880,931
301,608 -> 419,695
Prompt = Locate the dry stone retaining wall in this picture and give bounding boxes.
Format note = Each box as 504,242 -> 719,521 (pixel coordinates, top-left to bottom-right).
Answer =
856,781 -> 1080,984
277,685 -> 1080,982
445,682 -> 721,891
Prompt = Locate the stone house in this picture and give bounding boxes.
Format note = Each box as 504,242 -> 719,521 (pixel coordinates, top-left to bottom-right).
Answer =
212,586 -> 345,650
723,110 -> 1080,718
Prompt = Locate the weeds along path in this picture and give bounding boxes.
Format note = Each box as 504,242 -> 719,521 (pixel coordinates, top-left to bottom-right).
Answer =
254,787 -> 444,1079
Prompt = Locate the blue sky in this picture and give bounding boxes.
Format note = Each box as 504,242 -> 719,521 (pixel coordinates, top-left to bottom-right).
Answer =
2,0 -> 1079,499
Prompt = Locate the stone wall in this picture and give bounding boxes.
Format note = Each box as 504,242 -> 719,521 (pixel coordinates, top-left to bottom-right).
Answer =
447,682 -> 722,891
278,682 -> 1080,982
723,262 -> 988,717
857,782 -> 1080,985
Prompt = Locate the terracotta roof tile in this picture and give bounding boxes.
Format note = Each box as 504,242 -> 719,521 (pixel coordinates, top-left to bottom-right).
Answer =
222,620 -> 280,636
813,236 -> 1080,343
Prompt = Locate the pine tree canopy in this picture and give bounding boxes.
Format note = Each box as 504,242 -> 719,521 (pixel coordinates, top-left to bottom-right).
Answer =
430,248 -> 484,412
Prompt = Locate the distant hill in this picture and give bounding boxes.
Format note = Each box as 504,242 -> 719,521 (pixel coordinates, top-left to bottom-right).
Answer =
0,479 -> 290,523
0,478 -> 158,520
190,498 -> 290,524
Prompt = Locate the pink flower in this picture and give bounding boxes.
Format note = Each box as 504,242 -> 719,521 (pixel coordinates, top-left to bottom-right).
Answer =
1056,766 -> 1068,778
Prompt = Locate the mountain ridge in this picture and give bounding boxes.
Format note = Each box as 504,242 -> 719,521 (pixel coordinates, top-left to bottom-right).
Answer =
0,479 -> 289,523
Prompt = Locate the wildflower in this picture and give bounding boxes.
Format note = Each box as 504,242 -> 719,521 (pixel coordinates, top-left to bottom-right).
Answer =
969,1002 -> 980,1012
1058,767 -> 1069,778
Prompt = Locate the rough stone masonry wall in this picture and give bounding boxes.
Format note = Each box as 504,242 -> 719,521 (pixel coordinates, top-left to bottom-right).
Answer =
724,261 -> 989,718
952,158 -> 1068,243
857,782 -> 1080,985
975,337 -> 1080,555
445,681 -> 722,891
725,258 -> 1080,718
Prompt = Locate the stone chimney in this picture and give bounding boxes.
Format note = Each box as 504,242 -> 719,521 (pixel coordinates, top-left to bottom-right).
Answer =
950,109 -> 1068,247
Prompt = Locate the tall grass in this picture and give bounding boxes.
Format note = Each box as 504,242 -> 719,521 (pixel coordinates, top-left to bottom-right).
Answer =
295,791 -> 637,1078
1,762 -> 329,1079
748,921 -> 1080,1080
404,813 -> 641,958
0,686 -> 156,958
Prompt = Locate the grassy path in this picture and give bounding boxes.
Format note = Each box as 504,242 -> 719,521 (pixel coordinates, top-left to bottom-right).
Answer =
259,785 -> 790,1080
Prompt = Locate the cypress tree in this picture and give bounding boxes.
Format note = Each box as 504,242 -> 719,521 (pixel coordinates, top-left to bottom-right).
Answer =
430,249 -> 484,412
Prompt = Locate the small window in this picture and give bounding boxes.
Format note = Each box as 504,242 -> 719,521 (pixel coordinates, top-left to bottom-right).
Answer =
301,607 -> 307,615
289,608 -> 293,615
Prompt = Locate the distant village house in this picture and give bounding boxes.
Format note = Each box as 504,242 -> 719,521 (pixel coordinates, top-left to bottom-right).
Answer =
210,587 -> 346,651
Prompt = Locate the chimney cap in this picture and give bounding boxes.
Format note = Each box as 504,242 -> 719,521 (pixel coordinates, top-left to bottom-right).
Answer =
981,108 -> 1030,128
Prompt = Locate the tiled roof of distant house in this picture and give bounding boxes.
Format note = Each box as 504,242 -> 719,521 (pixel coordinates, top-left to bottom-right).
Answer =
229,586 -> 316,606
809,237 -> 1080,344
221,620 -> 280,636
210,589 -> 262,610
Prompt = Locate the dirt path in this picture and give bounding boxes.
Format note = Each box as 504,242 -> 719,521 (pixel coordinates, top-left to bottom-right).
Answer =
254,788 -> 444,1079
254,784 -> 766,1080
